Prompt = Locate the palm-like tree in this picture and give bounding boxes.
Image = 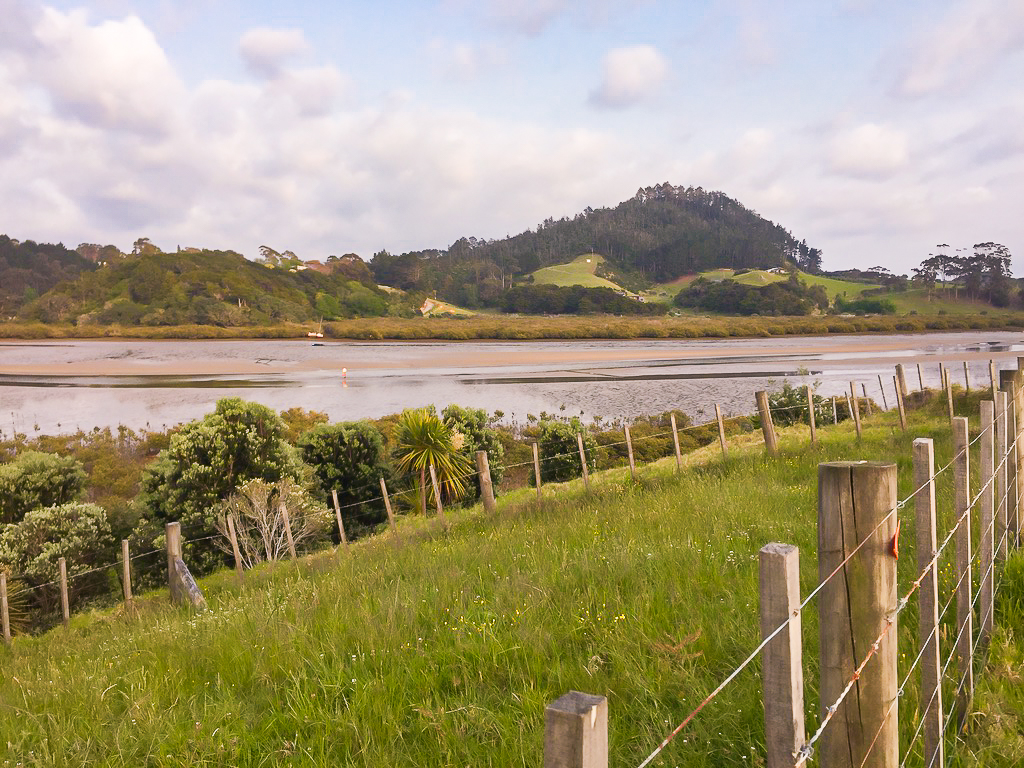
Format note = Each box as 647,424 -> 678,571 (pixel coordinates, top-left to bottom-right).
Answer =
394,409 -> 472,514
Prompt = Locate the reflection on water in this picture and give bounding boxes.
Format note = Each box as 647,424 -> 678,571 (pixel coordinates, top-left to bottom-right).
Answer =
2,332 -> 1023,435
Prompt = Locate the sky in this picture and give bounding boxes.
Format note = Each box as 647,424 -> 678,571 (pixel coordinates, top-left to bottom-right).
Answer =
0,0 -> 1022,276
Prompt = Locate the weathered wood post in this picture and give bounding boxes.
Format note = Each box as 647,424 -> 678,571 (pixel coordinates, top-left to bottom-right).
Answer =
996,390 -> 1009,562
623,426 -> 636,481
963,360 -> 971,392
877,375 -> 888,411
760,543 -> 805,768
990,359 -> 998,400
58,556 -> 69,627
913,438 -> 944,768
331,489 -> 349,548
476,450 -> 496,512
280,504 -> 297,560
756,391 -> 779,455
896,363 -> 908,398
379,477 -> 397,535
862,383 -> 873,416
980,401 -> 995,645
849,381 -> 863,439
429,463 -> 446,523
121,539 -> 133,603
939,362 -> 947,391
818,461 -> 898,768
226,514 -> 244,581
544,691 -> 608,768
0,573 -> 10,646
805,385 -> 817,446
532,442 -> 543,498
1008,398 -> 1019,551
953,416 -> 974,729
714,404 -> 728,458
893,376 -> 907,432
670,413 -> 684,469
576,433 -> 590,490
832,396 -> 838,424
917,363 -> 924,392
166,522 -> 183,604
945,376 -> 955,424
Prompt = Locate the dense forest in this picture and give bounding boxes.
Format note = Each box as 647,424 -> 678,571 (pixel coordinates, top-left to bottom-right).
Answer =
673,274 -> 829,316
0,236 -> 95,317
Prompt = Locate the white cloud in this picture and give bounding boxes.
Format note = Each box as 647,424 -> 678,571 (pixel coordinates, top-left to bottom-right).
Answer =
427,39 -> 507,81
589,44 -> 668,109
238,27 -> 311,79
482,0 -> 568,35
828,123 -> 909,178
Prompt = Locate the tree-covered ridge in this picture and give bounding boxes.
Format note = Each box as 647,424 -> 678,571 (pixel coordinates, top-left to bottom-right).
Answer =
0,236 -> 95,316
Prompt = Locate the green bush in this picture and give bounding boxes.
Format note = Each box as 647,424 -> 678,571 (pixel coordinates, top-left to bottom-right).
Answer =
755,381 -> 840,428
442,405 -> 505,498
536,418 -> 597,483
0,451 -> 86,524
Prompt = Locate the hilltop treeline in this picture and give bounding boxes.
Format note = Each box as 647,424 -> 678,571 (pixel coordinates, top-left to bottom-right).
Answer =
503,285 -> 666,315
0,236 -> 95,316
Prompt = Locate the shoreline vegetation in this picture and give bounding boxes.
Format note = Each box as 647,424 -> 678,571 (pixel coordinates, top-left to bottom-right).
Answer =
3,310 -> 1024,342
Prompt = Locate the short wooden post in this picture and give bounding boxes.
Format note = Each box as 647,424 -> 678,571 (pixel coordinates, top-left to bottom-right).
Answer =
952,416 -> 974,729
996,391 -> 1009,562
121,539 -> 133,603
817,461 -> 898,768
476,451 -> 497,512
670,413 -> 683,470
280,504 -> 297,560
532,442 -> 543,498
913,438 -> 944,768
760,543 -> 805,768
714,404 -> 728,458
896,363 -> 908,398
756,390 -> 778,455
172,558 -> 207,610
58,556 -> 69,627
877,375 -> 888,410
544,691 -> 608,768
429,463 -> 446,522
849,381 -> 862,439
576,433 -> 590,490
861,383 -> 873,416
805,385 -> 817,446
845,393 -> 854,422
832,396 -> 838,424
623,427 -> 636,481
331,489 -> 349,548
917,363 -> 924,392
226,514 -> 244,581
979,401 -> 995,646
894,376 -> 907,432
945,376 -> 955,424
963,361 -> 970,392
939,362 -> 947,391
990,359 -> 998,399
166,521 -> 183,604
1,573 -> 10,646
379,477 -> 397,534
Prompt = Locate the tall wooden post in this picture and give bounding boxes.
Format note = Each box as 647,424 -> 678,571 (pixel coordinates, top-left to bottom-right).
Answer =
756,391 -> 778,455
476,451 -> 496,512
1,573 -> 11,646
121,539 -> 133,603
331,489 -> 349,547
963,361 -> 970,392
979,401 -> 995,646
280,504 -> 297,560
576,433 -> 590,490
896,364 -> 908,398
379,477 -> 397,535
945,376 -> 955,424
544,691 -> 608,768
996,391 -> 1009,562
226,514 -> 244,581
429,463 -> 446,523
849,382 -> 863,439
1008,399 -> 1019,551
990,359 -> 998,400
532,442 -> 543,498
877,375 -> 888,410
805,385 -> 817,446
953,417 -> 974,729
913,438 -> 944,768
939,362 -> 947,391
166,521 -> 183,604
818,461 -> 898,768
917,363 -> 924,392
623,427 -> 636,481
714,404 -> 728,458
670,413 -> 683,470
832,396 -> 838,424
893,377 -> 907,432
760,543 -> 805,768
58,556 -> 69,627
862,383 -> 873,416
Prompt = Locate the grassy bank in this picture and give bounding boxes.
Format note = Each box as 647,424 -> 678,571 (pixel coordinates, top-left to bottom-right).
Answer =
1,397 -> 1022,766
3,309 -> 1024,342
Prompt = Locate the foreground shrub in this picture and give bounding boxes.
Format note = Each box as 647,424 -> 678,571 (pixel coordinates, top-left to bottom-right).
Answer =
0,451 -> 86,524
537,418 -> 597,483
442,405 -> 505,498
394,408 -> 473,512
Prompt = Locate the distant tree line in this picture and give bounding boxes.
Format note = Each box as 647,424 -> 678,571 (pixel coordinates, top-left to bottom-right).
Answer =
673,274 -> 828,316
911,243 -> 1014,306
503,285 -> 667,315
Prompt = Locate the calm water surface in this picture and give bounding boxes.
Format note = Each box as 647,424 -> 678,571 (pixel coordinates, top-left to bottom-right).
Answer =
1,332 -> 1022,435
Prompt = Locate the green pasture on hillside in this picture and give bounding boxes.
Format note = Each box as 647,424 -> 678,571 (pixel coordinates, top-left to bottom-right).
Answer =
528,253 -> 623,290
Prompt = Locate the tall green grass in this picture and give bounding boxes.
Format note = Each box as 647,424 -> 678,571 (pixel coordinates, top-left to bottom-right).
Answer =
1,398 -> 1021,766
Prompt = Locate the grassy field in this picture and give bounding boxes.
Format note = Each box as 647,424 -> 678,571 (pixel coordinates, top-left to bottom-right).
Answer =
528,253 -> 624,290
648,268 -> 878,304
2,393 -> 1022,766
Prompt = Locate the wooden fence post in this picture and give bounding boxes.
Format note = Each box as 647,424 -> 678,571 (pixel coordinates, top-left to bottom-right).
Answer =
849,382 -> 863,439
917,363 -> 924,392
818,461 -> 898,768
979,401 -> 995,646
623,427 -> 636,481
939,362 -> 947,391
1,573 -> 10,646
280,504 -> 297,560
477,450 -> 497,512
894,376 -> 907,432
379,477 -> 397,535
576,433 -> 590,490
544,691 -> 608,768
996,391 -> 1009,562
331,489 -> 349,548
963,361 -> 970,392
862,383 -> 873,416
805,385 -> 817,446
990,359 -> 997,400
121,539 -> 133,603
1008,398 -> 1019,551
670,413 -> 683,470
952,416 -> 974,730
714,404 -> 728,458
913,438 -> 944,768
946,376 -> 955,424
877,375 -> 888,410
58,556 -> 69,627
756,391 -> 778,455
832,396 -> 838,424
760,543 -> 805,768
896,363 -> 908,398
429,463 -> 446,523
166,522 -> 183,604
532,442 -> 543,498
226,514 -> 244,581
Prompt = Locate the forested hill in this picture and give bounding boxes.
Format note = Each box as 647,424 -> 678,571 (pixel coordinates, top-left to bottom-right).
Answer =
370,183 -> 821,305
0,236 -> 95,317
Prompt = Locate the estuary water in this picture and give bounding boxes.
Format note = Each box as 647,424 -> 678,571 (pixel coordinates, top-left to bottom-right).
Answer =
1,331 -> 1022,435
